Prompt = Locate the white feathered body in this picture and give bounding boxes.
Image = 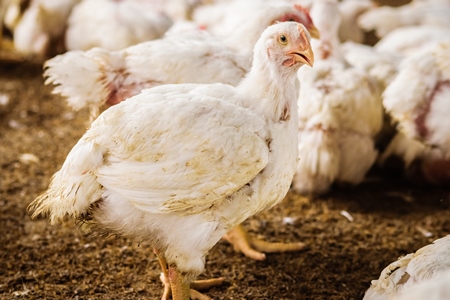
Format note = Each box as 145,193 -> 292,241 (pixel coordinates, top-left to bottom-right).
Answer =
380,39 -> 450,184
341,41 -> 401,92
292,0 -> 382,195
374,25 -> 450,56
45,33 -> 249,112
294,61 -> 382,194
11,0 -> 80,57
391,270 -> 450,300
358,1 -> 450,38
44,2 -> 317,120
364,235 -> 450,300
30,22 -> 310,278
337,0 -> 374,43
65,0 -> 173,51
32,83 -> 298,277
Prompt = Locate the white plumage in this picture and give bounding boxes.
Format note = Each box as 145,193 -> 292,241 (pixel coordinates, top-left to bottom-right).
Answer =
374,25 -> 450,56
337,0 -> 375,43
391,270 -> 450,300
44,3 -> 319,121
65,0 -> 173,51
29,21 -> 314,299
10,0 -> 80,57
358,0 -> 450,39
363,235 -> 450,300
293,0 -> 383,195
380,39 -> 450,185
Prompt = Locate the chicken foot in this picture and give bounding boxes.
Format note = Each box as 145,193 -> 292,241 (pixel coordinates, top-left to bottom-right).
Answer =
223,224 -> 306,260
154,249 -> 225,300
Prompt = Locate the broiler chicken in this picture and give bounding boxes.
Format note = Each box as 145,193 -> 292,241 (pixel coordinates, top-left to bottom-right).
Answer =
192,0 -> 319,51
8,0 -> 80,58
341,41 -> 401,92
363,235 -> 450,300
44,3 -> 319,121
65,0 -> 173,51
292,0 -> 383,195
379,39 -> 450,185
0,0 -> 23,62
358,0 -> 450,39
337,0 -> 375,43
28,22 -> 314,300
374,25 -> 450,57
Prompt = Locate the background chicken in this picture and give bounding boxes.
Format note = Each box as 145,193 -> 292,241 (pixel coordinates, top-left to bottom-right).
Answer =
358,0 -> 450,39
363,235 -> 450,300
65,0 -> 173,51
6,0 -> 80,59
44,3 -> 319,121
293,0 -> 383,195
380,39 -> 450,185
28,22 -> 314,299
337,0 -> 375,43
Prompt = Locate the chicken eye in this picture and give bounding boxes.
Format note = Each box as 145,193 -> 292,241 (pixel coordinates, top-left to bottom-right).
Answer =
279,35 -> 288,44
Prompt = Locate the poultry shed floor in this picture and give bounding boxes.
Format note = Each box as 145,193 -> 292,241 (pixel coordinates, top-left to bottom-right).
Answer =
1,52 -> 450,299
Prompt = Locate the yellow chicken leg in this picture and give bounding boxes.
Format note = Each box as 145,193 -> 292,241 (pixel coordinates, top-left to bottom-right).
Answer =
223,224 -> 306,260
155,249 -> 224,300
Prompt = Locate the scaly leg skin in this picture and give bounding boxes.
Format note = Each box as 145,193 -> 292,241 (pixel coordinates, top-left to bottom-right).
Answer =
155,249 -> 225,300
222,224 -> 306,260
154,249 -> 172,300
168,265 -> 218,300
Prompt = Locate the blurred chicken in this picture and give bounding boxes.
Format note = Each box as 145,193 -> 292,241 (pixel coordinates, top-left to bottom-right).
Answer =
44,3 -> 319,121
374,25 -> 450,56
292,0 -> 383,195
337,0 -> 375,43
6,0 -> 79,59
358,0 -> 450,38
0,0 -> 22,62
379,39 -> 450,185
29,22 -> 314,300
364,235 -> 450,300
192,1 -> 320,53
341,41 -> 401,92
65,0 -> 173,51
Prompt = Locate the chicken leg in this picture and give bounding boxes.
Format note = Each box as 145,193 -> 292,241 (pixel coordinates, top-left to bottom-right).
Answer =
223,224 -> 306,260
154,249 -> 224,300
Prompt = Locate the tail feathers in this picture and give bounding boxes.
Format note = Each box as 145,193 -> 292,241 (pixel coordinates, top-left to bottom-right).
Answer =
28,140 -> 104,224
44,47 -> 127,112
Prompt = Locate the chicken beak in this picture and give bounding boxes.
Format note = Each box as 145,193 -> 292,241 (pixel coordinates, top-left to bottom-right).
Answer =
289,46 -> 314,67
307,25 -> 321,39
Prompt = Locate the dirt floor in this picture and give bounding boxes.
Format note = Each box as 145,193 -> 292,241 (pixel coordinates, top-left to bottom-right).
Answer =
2,1 -> 450,299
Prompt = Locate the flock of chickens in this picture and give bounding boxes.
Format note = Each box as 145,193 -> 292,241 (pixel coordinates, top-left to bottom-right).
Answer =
1,0 -> 450,299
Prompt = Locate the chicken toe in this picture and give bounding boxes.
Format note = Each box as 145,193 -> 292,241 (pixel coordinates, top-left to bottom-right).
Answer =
223,224 -> 306,260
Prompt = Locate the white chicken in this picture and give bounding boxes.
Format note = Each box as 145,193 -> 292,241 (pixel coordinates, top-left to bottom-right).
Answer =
44,3 -> 319,121
292,0 -> 383,195
390,270 -> 450,300
341,41 -> 401,92
358,0 -> 450,39
374,25 -> 450,57
337,0 -> 375,43
7,0 -> 80,58
363,235 -> 450,300
379,39 -> 450,185
192,0 -> 318,45
65,0 -> 173,51
28,22 -> 314,300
